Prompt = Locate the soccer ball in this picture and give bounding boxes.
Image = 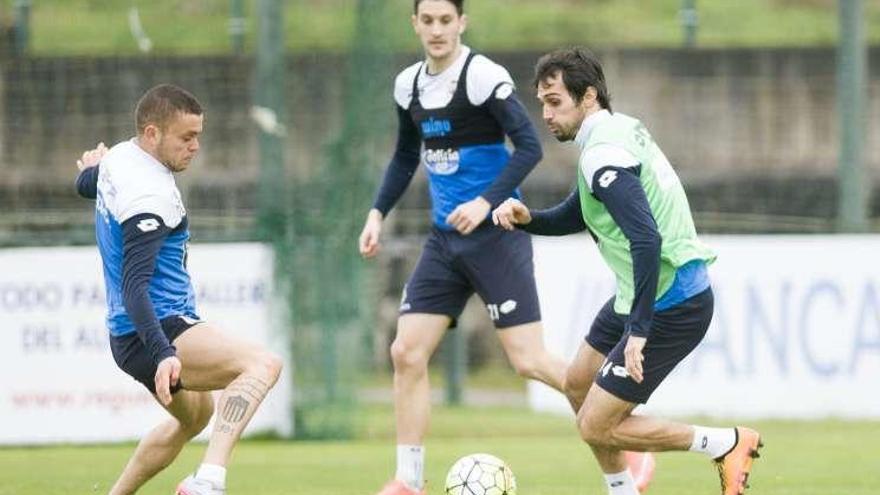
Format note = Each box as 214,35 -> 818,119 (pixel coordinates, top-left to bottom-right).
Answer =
444,453 -> 517,495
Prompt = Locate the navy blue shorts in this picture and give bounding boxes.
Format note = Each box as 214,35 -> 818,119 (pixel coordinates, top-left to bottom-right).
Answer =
109,315 -> 203,394
587,288 -> 713,404
400,224 -> 541,329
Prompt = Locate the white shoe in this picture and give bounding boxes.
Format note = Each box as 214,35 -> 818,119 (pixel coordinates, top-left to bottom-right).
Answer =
175,475 -> 226,495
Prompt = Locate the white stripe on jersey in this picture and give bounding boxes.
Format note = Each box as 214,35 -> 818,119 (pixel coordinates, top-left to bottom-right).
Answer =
98,139 -> 186,228
579,143 -> 641,192
393,45 -> 515,110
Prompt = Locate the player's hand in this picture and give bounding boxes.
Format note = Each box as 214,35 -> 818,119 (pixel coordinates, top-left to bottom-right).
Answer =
446,196 -> 491,235
154,355 -> 182,406
623,335 -> 647,384
358,209 -> 384,259
76,142 -> 108,171
492,198 -> 532,231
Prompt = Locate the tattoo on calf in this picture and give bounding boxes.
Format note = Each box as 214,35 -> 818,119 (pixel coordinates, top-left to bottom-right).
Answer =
215,375 -> 270,434
221,395 -> 249,423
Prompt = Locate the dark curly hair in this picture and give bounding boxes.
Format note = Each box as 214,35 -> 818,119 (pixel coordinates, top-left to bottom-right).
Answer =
534,46 -> 611,111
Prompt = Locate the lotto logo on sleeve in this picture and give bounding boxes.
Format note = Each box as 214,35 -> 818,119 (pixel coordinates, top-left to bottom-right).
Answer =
137,218 -> 161,232
598,170 -> 618,188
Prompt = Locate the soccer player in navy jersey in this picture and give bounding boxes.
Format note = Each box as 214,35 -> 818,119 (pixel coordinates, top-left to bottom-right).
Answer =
357,2 -> 653,494
75,84 -> 282,495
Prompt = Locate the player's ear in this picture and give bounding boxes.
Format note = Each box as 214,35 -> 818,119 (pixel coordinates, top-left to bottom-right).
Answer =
582,86 -> 598,110
458,14 -> 467,35
142,123 -> 160,143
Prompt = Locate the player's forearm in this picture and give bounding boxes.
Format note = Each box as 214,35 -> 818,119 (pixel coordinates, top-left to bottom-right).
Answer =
372,152 -> 419,216
481,95 -> 543,206
123,284 -> 176,364
518,188 -> 586,236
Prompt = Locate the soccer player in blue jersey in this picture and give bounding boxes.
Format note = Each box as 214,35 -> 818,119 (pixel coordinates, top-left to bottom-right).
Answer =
357,3 -> 653,494
493,47 -> 762,495
75,84 -> 282,495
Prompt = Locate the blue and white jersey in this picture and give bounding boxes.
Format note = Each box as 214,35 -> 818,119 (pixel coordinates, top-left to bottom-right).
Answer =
394,46 -> 522,229
94,139 -> 197,339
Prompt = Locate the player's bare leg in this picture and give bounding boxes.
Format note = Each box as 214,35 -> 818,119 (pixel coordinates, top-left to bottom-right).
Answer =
390,313 -> 449,444
562,342 -> 608,410
173,323 -> 283,493
109,390 -> 214,495
579,386 -> 693,452
377,313 -> 449,495
497,321 -> 568,395
176,323 -> 283,464
567,343 -> 656,493
578,385 -> 760,494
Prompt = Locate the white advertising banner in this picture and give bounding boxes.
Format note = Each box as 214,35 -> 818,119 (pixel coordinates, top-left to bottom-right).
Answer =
0,243 -> 291,445
529,235 -> 880,419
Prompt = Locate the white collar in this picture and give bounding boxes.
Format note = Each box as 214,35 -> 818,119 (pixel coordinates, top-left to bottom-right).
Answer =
129,138 -> 172,174
574,109 -> 612,150
423,45 -> 470,77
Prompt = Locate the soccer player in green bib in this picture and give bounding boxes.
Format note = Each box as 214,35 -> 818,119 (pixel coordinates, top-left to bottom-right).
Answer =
492,47 -> 762,495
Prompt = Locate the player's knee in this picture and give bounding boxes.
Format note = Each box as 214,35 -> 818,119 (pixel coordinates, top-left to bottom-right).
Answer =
390,338 -> 429,373
509,354 -> 540,380
563,371 -> 591,404
255,351 -> 283,387
577,411 -> 611,447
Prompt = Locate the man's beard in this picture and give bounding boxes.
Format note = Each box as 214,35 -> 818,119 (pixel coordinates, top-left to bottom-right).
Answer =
162,157 -> 187,173
555,129 -> 576,142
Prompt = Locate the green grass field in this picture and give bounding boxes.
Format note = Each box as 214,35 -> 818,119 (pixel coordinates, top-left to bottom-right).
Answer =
18,0 -> 880,55
1,404 -> 878,494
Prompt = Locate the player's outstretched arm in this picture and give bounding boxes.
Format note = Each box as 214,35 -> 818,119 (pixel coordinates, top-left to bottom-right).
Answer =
496,188 -> 587,236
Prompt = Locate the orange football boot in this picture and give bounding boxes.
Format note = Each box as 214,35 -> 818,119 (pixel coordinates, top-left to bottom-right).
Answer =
714,427 -> 763,495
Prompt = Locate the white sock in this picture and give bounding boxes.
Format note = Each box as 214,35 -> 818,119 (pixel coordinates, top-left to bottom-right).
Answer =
195,463 -> 227,488
395,444 -> 425,491
689,425 -> 737,459
603,469 -> 640,495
